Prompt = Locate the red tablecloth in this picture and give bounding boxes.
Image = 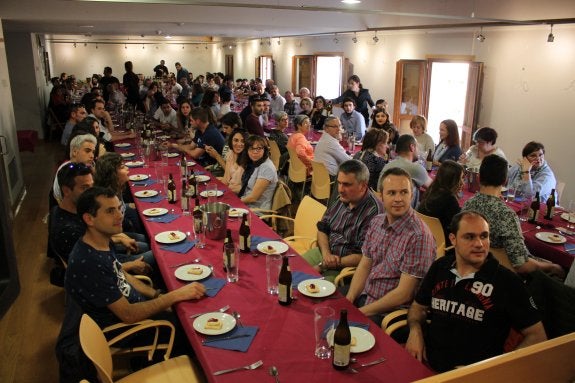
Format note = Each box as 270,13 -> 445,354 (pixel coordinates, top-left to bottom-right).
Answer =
125,148 -> 433,383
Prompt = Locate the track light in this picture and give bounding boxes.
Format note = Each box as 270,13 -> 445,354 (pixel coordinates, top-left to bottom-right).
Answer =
476,27 -> 485,42
267,38 -> 271,46
277,37 -> 281,45
205,44 -> 208,50
124,43 -> 127,49
547,24 -> 554,42
352,32 -> 358,44
260,38 -> 263,46
73,42 -> 77,48
373,31 -> 379,43
333,34 -> 339,44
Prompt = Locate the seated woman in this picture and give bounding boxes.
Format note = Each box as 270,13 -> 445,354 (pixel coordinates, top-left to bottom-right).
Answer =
353,128 -> 388,191
310,96 -> 328,130
299,97 -> 313,117
220,128 -> 247,194
176,99 -> 193,137
269,111 -> 289,155
507,141 -> 556,203
460,127 -> 506,169
204,111 -> 242,176
286,114 -> 314,173
371,108 -> 398,145
410,115 -> 435,157
433,119 -> 462,165
417,160 -> 464,243
239,135 -> 278,211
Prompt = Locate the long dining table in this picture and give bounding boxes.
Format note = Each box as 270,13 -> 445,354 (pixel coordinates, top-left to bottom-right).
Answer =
116,136 -> 434,382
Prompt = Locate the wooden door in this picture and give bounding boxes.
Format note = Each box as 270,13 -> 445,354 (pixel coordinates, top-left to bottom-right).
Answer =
393,60 -> 427,135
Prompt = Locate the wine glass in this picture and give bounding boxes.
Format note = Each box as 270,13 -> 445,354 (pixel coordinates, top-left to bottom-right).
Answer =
567,200 -> 575,231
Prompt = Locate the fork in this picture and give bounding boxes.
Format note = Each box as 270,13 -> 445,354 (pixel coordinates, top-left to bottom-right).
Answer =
189,304 -> 230,319
347,357 -> 386,373
213,360 -> 263,376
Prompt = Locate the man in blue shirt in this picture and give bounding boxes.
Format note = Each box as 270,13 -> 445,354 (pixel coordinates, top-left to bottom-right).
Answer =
340,97 -> 366,141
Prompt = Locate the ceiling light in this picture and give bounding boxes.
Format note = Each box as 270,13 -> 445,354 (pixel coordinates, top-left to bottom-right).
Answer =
73,42 -> 77,48
124,43 -> 127,49
277,37 -> 281,46
476,27 -> 485,42
267,38 -> 271,46
547,24 -> 554,42
352,32 -> 358,44
373,31 -> 379,43
341,0 -> 361,3
164,35 -> 172,39
333,35 -> 339,44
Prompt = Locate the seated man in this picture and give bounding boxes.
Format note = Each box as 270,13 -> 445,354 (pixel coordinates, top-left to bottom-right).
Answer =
61,103 -> 87,146
269,85 -> 286,114
381,134 -> 432,206
243,96 -> 265,137
152,97 -> 178,132
346,168 -> 436,323
463,154 -> 564,277
302,160 -> 383,281
339,98 -> 366,141
313,116 -> 351,177
507,141 -> 557,203
406,211 -> 547,372
283,90 -> 300,116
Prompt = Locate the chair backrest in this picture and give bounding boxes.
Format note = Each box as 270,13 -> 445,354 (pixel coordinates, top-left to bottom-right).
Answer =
310,161 -> 331,201
268,140 -> 281,170
415,211 -> 446,258
294,196 -> 327,238
489,247 -> 516,272
271,179 -> 292,213
287,148 -> 308,183
79,314 -> 115,383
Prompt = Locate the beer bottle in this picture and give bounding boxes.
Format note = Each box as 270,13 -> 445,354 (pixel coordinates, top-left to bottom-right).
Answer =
188,171 -> 197,198
278,256 -> 292,306
193,197 -> 202,235
238,213 -> 251,253
425,149 -> 433,172
544,189 -> 556,220
181,179 -> 189,214
332,309 -> 351,370
180,155 -> 188,178
167,173 -> 177,204
528,191 -> 540,223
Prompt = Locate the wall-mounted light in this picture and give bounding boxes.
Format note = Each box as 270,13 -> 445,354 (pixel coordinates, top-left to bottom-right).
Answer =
142,44 -> 145,49
84,42 -> 87,47
260,38 -> 263,46
547,24 -> 554,42
352,32 -> 358,44
124,43 -> 127,49
277,37 -> 281,46
476,27 -> 485,42
182,44 -> 185,49
73,42 -> 77,48
95,43 -> 98,49
205,44 -> 208,50
267,38 -> 272,46
333,34 -> 339,44
373,31 -> 379,43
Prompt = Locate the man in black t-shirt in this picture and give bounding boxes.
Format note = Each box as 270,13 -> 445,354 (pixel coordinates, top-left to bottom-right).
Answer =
405,211 -> 547,372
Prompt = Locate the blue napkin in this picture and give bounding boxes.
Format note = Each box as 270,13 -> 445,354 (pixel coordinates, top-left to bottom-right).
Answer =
161,240 -> 197,254
139,195 -> 165,203
565,243 -> 575,252
146,213 -> 179,223
291,271 -> 319,287
250,235 -> 279,251
202,326 -> 258,352
202,277 -> 226,297
133,179 -> 157,187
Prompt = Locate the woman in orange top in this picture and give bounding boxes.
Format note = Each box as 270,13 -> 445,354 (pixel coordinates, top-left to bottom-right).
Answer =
287,114 -> 314,173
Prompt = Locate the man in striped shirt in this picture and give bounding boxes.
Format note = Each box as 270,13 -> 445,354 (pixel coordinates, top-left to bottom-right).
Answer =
346,167 -> 436,324
302,160 -> 383,281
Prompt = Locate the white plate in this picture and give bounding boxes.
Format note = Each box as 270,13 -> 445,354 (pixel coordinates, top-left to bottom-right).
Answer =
157,135 -> 171,140
560,212 -> 575,223
501,186 -> 508,192
163,152 -> 180,158
229,207 -> 249,218
535,232 -> 567,244
257,241 -> 289,254
297,279 -> 336,298
120,152 -> 135,158
186,161 -> 196,166
155,230 -> 186,244
142,207 -> 168,217
193,312 -> 237,336
200,190 -> 224,198
174,264 -> 211,281
129,174 -> 149,181
115,143 -> 131,148
134,190 -> 158,198
196,175 -> 211,183
125,161 -> 145,167
327,327 -> 376,353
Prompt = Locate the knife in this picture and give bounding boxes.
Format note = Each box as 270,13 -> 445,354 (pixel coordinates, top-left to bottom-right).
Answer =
202,333 -> 251,344
358,357 -> 386,368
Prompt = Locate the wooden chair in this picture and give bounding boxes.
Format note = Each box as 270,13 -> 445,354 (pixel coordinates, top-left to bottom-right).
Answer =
310,161 -> 332,203
489,247 -> 515,272
252,179 -> 293,233
260,195 -> 326,255
413,332 -> 575,383
287,148 -> 311,200
381,308 -> 409,336
48,107 -> 66,141
79,314 -> 205,383
415,211 -> 448,258
333,267 -> 357,287
268,139 -> 281,171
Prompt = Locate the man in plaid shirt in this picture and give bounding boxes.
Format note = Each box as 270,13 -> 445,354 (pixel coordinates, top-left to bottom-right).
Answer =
346,167 -> 436,324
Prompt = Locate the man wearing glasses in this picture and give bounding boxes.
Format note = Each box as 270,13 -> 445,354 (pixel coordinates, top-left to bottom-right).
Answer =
314,116 -> 350,177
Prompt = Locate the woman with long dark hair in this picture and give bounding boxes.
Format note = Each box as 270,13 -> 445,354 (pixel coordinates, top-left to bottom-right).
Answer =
353,128 -> 389,190
433,119 -> 462,165
310,96 -> 328,130
331,75 -> 375,125
238,135 -> 278,210
371,108 -> 398,145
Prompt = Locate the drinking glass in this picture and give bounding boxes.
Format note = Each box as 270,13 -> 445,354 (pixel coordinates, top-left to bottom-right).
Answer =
314,306 -> 335,359
518,193 -> 533,222
506,184 -> 516,203
224,244 -> 239,282
193,216 -> 206,249
265,253 -> 282,295
206,182 -> 218,204
567,200 -> 575,231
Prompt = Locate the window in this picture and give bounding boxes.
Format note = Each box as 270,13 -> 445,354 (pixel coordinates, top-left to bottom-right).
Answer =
292,54 -> 346,98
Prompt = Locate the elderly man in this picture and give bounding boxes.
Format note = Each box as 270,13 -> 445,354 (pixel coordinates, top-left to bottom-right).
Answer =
313,116 -> 350,177
153,97 -> 178,131
340,97 -> 366,141
507,141 -> 557,203
406,211 -> 547,372
269,85 -> 286,114
346,167 -> 436,323
284,90 -> 300,115
61,103 -> 87,146
302,160 -> 383,281
298,87 -> 311,100
463,154 -> 564,277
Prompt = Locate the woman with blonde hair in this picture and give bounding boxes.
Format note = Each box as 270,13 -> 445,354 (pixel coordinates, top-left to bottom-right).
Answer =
410,115 -> 435,156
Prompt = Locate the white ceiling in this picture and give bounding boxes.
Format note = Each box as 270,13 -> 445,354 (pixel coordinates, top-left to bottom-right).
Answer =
1,0 -> 574,42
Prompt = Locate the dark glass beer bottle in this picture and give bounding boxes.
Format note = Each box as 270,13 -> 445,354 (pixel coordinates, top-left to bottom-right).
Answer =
544,189 -> 556,220
332,309 -> 351,370
528,191 -> 540,223
278,256 -> 292,306
238,213 -> 251,253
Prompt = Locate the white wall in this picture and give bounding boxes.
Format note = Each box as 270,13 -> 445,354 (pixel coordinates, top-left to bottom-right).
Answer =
45,25 -> 575,203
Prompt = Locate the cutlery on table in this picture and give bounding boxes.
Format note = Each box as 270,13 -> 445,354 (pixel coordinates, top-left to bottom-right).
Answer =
202,333 -> 251,344
189,304 -> 230,319
233,311 -> 243,327
213,360 -> 263,376
347,357 -> 386,373
169,258 -> 201,268
269,366 -> 280,383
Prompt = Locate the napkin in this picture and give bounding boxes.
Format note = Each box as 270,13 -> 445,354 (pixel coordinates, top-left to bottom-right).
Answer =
291,271 -> 319,287
565,243 -> 575,252
161,240 -> 197,254
250,235 -> 279,251
202,277 -> 226,297
139,195 -> 165,203
202,326 -> 258,352
133,179 -> 157,187
146,213 -> 179,223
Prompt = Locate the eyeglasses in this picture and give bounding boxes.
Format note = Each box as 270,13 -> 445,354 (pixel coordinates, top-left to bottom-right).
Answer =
248,146 -> 265,152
